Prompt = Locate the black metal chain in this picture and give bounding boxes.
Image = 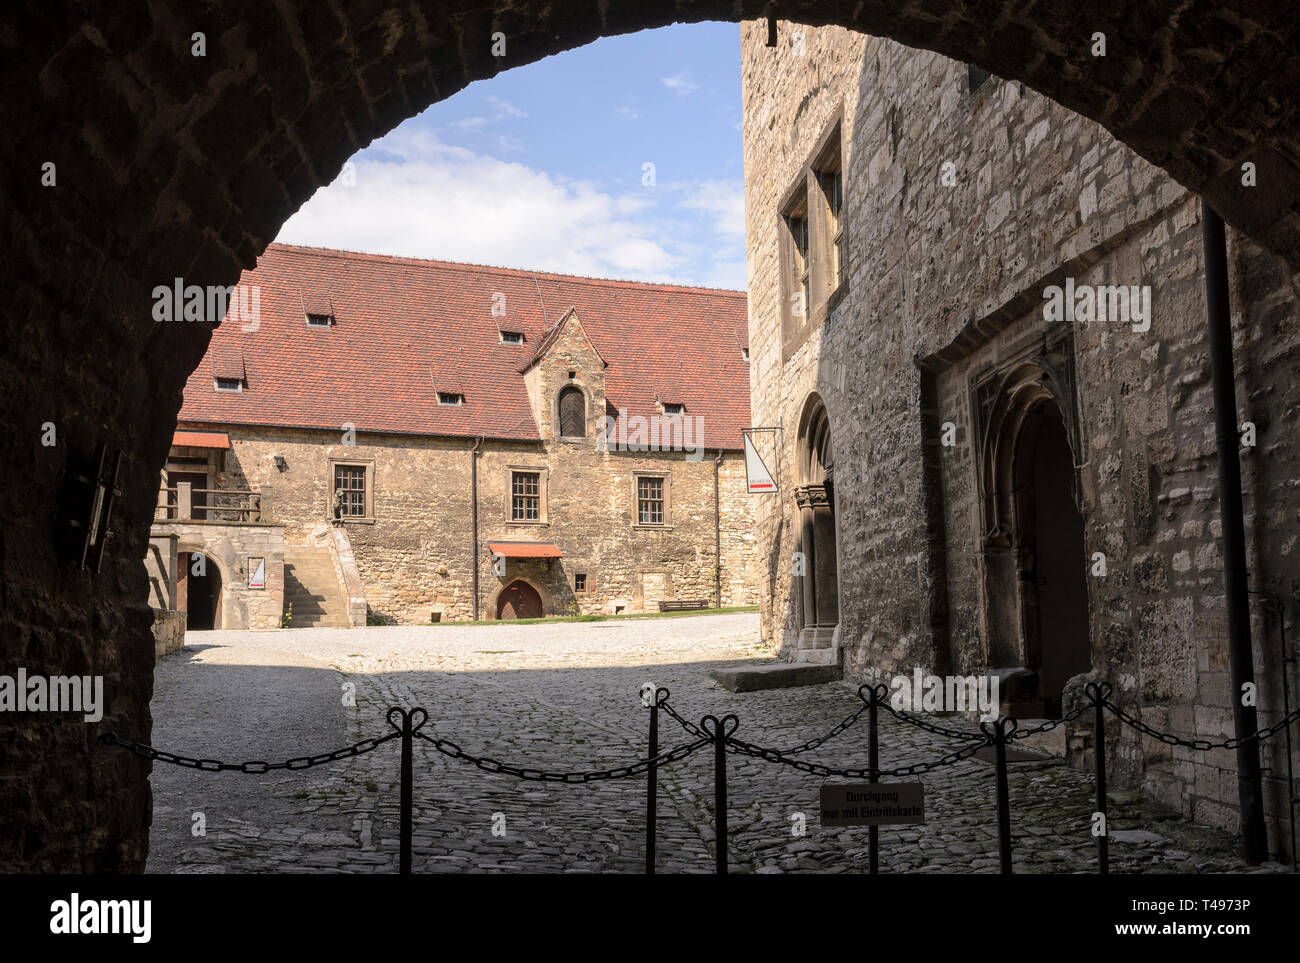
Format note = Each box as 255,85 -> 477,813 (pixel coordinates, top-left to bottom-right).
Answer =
724,732 -> 992,778
880,703 -> 987,741
1101,698 -> 1300,751
98,730 -> 400,772
1010,701 -> 1093,740
414,729 -> 712,782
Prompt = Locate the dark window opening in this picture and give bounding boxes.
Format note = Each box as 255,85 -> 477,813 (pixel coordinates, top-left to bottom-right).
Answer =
662,402 -> 685,416
574,573 -> 587,593
500,331 -> 524,344
558,385 -> 585,437
437,392 -> 463,406
306,313 -> 334,327
214,377 -> 244,392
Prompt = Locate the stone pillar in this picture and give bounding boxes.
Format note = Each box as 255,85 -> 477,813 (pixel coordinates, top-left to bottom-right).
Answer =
177,481 -> 192,521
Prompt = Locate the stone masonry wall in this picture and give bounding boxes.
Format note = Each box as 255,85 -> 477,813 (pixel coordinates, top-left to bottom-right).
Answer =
743,22 -> 1300,847
152,521 -> 286,630
207,424 -> 757,624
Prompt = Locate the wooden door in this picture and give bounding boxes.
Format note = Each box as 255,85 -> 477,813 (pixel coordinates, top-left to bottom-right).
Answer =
497,581 -> 543,620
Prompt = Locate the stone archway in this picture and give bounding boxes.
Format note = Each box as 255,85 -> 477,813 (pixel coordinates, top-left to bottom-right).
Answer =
496,580 -> 544,620
794,394 -> 838,642
178,551 -> 223,631
5,2 -> 1300,871
978,361 -> 1092,717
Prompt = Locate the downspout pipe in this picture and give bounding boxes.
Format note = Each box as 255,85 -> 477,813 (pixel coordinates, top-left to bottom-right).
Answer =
714,449 -> 723,608
471,436 -> 482,621
1202,200 -> 1268,863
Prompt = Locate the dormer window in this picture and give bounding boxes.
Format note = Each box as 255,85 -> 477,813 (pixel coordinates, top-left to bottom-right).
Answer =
437,392 -> 464,406
306,313 -> 335,327
500,330 -> 524,344
214,377 -> 244,392
662,402 -> 685,417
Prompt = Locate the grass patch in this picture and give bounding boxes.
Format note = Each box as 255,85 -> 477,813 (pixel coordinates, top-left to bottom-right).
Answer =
363,605 -> 759,628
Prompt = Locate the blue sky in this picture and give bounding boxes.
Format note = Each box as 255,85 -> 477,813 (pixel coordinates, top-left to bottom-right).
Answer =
276,22 -> 746,290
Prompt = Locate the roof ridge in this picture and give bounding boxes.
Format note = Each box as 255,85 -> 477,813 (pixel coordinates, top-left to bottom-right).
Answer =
264,242 -> 747,296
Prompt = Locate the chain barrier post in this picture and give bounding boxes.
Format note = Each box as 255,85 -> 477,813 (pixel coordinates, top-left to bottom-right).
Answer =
702,713 -> 739,875
645,686 -> 669,875
859,682 -> 889,874
1086,682 -> 1112,875
981,716 -> 1016,874
387,706 -> 428,876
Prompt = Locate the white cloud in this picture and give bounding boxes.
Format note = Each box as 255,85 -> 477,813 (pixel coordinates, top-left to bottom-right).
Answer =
276,128 -> 728,284
661,70 -> 699,96
678,180 -> 746,240
485,95 -> 527,118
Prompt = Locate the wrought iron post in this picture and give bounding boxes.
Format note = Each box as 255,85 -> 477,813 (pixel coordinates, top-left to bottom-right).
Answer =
982,716 -> 1016,874
645,686 -> 669,875
387,706 -> 428,876
702,713 -> 739,875
1087,682 -> 1112,875
860,682 -> 889,875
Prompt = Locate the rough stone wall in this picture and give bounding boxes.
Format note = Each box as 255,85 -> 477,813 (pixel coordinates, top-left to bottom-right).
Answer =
208,423 -> 757,624
743,23 -> 1300,846
150,521 -> 285,630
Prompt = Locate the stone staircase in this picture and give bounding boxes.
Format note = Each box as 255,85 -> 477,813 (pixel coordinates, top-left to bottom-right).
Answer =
283,547 -> 350,628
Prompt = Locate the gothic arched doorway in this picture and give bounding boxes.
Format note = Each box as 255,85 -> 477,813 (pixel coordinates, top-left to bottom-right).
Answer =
497,580 -> 544,620
178,552 -> 222,631
795,395 -> 838,639
978,361 -> 1091,716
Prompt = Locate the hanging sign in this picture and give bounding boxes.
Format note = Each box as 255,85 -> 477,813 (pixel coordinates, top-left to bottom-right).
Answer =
743,433 -> 777,493
820,783 -> 925,826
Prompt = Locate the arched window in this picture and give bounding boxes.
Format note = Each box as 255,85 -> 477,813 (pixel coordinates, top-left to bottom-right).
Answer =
558,385 -> 585,438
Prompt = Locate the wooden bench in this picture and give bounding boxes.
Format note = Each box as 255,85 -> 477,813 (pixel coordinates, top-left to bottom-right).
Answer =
658,600 -> 708,612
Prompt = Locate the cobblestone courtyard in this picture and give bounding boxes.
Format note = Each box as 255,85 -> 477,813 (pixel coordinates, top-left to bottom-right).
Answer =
146,613 -> 1268,874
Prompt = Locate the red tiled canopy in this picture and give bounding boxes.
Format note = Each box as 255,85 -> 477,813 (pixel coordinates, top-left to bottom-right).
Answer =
172,430 -> 230,449
487,541 -> 563,559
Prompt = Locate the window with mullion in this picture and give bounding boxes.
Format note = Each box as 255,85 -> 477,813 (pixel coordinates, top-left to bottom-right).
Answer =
334,465 -> 367,517
637,476 -> 664,525
512,471 -> 540,521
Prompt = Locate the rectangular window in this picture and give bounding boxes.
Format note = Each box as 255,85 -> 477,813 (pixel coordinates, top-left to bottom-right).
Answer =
786,209 -> 810,323
437,392 -> 464,406
334,464 -> 367,517
512,471 -> 540,521
637,476 -> 665,525
500,331 -> 524,344
214,377 -> 243,392
306,313 -> 334,327
662,402 -> 685,416
819,167 -> 844,290
574,573 -> 587,593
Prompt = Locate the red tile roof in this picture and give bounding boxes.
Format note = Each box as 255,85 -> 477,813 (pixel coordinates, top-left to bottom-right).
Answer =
178,244 -> 751,450
172,431 -> 230,449
487,541 -> 564,559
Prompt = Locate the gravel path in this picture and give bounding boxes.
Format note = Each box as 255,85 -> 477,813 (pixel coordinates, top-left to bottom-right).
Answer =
145,614 -> 1272,874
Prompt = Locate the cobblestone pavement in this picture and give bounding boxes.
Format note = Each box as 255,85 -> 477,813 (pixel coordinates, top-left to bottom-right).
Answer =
146,614 -> 1274,874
